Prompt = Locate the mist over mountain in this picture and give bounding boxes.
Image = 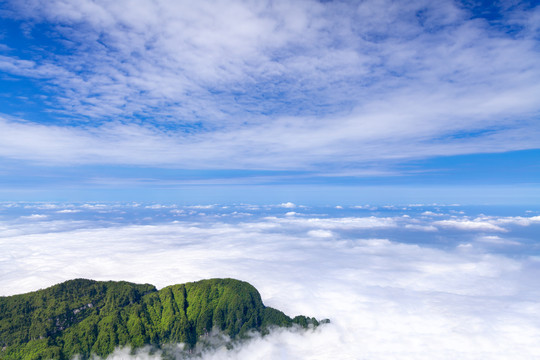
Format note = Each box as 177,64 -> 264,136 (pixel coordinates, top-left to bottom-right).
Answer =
1,203 -> 540,359
1,0 -> 539,358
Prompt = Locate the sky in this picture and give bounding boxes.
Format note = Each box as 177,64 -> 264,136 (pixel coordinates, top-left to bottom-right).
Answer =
0,0 -> 539,204
2,1 -> 540,359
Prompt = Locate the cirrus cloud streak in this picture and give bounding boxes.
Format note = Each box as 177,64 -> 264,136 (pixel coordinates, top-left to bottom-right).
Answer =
0,0 -> 539,172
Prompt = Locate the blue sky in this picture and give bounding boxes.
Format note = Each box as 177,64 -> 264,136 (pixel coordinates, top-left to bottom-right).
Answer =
1,0 -> 540,204
2,3 -> 540,357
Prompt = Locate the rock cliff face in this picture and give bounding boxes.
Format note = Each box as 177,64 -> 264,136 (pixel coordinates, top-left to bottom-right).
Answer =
0,278 -> 321,359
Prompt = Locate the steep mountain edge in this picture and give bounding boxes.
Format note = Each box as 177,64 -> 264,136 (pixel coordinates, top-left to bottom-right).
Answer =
0,278 -> 324,359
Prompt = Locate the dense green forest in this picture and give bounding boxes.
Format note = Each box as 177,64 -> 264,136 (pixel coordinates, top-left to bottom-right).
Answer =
0,278 -> 323,359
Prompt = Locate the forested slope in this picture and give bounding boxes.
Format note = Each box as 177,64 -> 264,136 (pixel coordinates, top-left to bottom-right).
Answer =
0,278 -> 321,359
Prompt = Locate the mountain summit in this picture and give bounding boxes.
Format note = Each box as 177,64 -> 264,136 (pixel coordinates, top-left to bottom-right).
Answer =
0,278 -> 323,359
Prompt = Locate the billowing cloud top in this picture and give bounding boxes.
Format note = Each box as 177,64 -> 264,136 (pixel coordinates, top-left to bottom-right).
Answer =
2,203 -> 540,359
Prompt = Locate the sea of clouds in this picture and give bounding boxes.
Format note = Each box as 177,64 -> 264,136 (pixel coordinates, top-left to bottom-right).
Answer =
1,202 -> 540,359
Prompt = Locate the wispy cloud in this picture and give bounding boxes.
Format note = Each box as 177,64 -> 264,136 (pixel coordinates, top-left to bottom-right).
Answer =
0,1 -> 539,173
266,215 -> 398,230
434,219 -> 508,232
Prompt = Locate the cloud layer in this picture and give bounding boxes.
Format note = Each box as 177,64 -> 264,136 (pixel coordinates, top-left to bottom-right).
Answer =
1,0 -> 539,171
1,203 -> 540,359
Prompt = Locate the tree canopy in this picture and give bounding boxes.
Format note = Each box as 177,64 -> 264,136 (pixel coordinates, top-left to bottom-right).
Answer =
0,278 -> 322,359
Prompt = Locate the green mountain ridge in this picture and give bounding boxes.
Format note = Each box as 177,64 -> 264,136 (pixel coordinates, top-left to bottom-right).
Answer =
0,278 -> 324,360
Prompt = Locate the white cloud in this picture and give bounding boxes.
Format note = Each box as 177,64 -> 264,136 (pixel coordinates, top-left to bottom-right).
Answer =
279,202 -> 296,208
20,214 -> 48,220
404,224 -> 438,232
353,205 -> 376,210
2,210 -> 540,358
307,229 -> 333,238
186,205 -> 216,209
433,220 -> 508,232
488,215 -> 540,227
421,211 -> 443,216
80,203 -> 110,210
432,215 -> 540,233
476,235 -> 521,246
0,219 -> 97,238
269,216 -> 397,230
145,204 -> 174,209
0,1 -> 539,172
23,203 -> 60,210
